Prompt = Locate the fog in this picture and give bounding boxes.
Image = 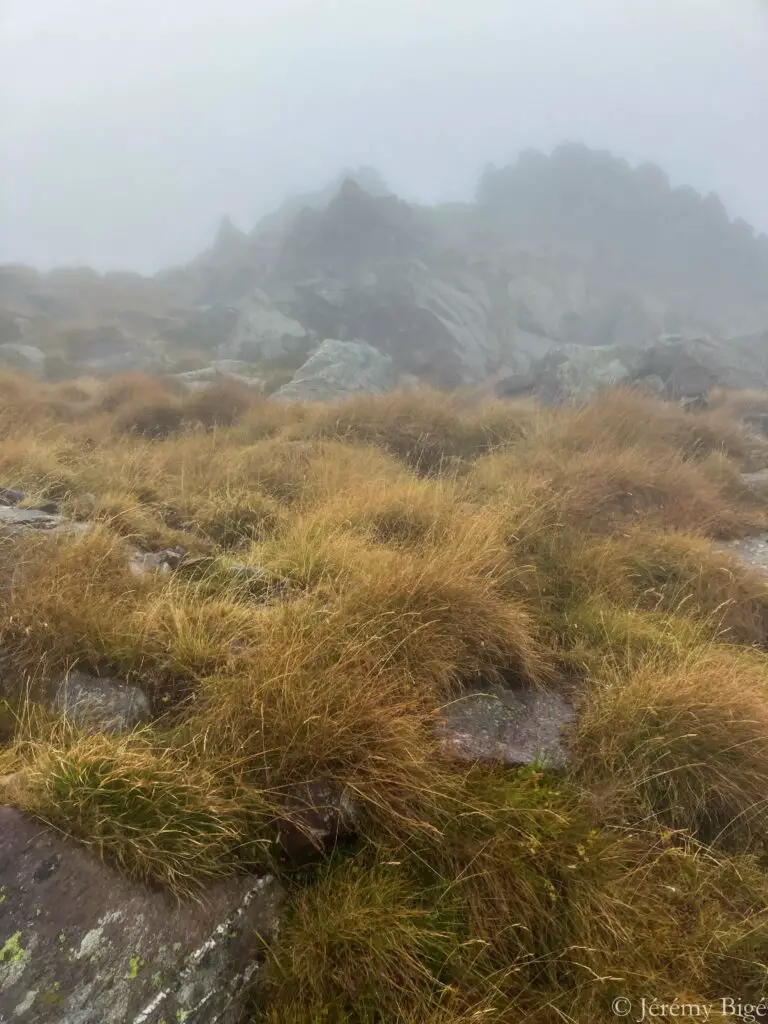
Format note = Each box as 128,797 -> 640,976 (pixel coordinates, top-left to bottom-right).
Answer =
1,0 -> 766,273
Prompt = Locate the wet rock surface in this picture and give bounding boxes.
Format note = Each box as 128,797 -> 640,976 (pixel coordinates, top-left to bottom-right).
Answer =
437,684 -> 575,769
0,807 -> 282,1024
275,781 -> 360,865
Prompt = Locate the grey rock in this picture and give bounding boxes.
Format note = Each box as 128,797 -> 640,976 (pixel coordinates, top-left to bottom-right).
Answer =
174,366 -> 220,383
533,344 -> 633,404
171,363 -> 263,392
224,289 -> 310,363
437,683 -> 575,769
679,393 -> 710,412
0,343 -> 46,378
0,806 -> 282,1024
495,371 -> 537,398
53,671 -> 152,734
272,339 -> 397,401
210,359 -> 250,376
501,329 -> 560,375
716,532 -> 768,576
397,271 -> 497,386
739,470 -> 768,494
632,374 -> 666,396
0,488 -> 25,508
276,781 -> 360,864
635,333 -> 768,396
743,413 -> 768,438
0,507 -> 64,534
0,507 -> 89,539
128,546 -> 188,578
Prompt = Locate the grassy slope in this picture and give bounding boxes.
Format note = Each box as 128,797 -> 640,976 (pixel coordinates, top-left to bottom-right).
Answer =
2,373 -> 768,1021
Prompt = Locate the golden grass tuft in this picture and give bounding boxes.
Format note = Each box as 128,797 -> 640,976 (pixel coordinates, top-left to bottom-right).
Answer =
14,731 -> 270,893
182,377 -> 257,429
291,388 -> 533,473
576,646 -> 768,844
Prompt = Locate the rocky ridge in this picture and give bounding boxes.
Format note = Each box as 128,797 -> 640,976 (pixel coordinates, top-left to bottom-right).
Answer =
2,146 -> 767,400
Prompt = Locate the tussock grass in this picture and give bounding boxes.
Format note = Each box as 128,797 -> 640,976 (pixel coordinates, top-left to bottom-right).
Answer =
540,386 -> 765,466
290,389 -> 534,473
711,386 -> 768,421
576,646 -> 768,844
2,377 -> 768,1020
262,770 -> 768,1022
13,730 -> 271,893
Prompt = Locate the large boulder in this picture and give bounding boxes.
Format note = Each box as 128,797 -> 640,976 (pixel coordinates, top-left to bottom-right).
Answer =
635,333 -> 768,395
0,343 -> 46,378
366,268 -> 498,387
223,289 -> 311,363
272,339 -> 397,401
0,807 -> 282,1024
533,344 -> 634,404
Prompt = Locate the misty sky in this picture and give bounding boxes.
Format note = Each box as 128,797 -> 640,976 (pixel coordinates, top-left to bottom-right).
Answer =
1,0 -> 766,273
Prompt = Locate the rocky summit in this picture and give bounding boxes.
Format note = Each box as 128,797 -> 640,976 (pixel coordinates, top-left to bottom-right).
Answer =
2,146 -> 767,400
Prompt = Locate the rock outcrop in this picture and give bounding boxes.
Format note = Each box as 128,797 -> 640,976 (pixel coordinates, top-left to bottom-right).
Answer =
222,290 -> 311,363
496,331 -> 768,404
272,339 -> 397,401
0,343 -> 46,378
0,807 -> 282,1024
2,146 -> 768,397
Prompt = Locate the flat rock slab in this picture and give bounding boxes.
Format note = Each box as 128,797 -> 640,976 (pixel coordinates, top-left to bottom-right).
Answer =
53,671 -> 152,735
0,507 -> 89,539
437,684 -> 575,769
0,807 -> 282,1024
740,469 -> 768,492
718,533 -> 768,575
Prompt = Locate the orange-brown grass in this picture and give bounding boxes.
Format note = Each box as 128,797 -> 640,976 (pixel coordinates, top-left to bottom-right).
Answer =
1,379 -> 768,1020
262,772 -> 768,1023
13,730 -> 272,893
182,377 -> 257,429
549,446 -> 763,537
582,529 -> 768,645
112,394 -> 185,438
710,387 -> 768,420
576,645 -> 768,845
540,386 -> 766,466
288,388 -> 534,473
98,371 -> 178,414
